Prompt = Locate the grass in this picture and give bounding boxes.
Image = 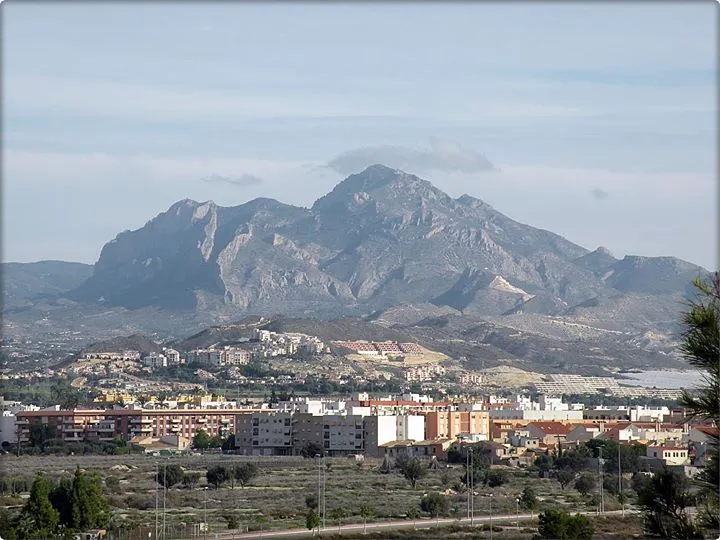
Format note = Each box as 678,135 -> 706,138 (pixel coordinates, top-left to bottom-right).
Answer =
1,454 -> 640,538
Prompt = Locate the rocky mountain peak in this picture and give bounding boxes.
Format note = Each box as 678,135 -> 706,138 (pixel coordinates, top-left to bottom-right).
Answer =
312,164 -> 449,213
594,246 -> 614,257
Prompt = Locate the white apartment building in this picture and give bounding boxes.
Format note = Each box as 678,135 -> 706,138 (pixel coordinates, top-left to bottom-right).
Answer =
363,414 -> 426,457
141,353 -> 167,369
163,348 -> 182,365
1,400 -> 41,445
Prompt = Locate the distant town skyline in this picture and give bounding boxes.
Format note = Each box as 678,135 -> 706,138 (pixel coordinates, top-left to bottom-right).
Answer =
3,2 -> 717,269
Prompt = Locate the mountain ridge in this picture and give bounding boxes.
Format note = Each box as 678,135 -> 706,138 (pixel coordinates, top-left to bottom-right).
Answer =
60,164 -> 706,323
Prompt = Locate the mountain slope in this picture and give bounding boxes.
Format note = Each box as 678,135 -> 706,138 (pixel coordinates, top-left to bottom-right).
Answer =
2,261 -> 93,308
48,164 -> 705,339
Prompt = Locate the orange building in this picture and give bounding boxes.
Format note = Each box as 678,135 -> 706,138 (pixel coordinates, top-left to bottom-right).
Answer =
423,410 -> 490,440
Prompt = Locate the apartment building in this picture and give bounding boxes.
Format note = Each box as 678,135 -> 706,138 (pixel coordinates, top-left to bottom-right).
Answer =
363,414 -> 425,457
459,372 -> 484,386
293,413 -> 365,456
236,412 -> 293,456
188,348 -> 251,367
404,364 -> 446,382
141,353 -> 167,369
424,410 -> 490,440
16,407 -> 255,444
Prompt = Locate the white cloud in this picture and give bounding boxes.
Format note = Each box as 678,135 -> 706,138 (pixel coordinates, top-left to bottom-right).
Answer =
327,139 -> 496,176
200,173 -> 264,187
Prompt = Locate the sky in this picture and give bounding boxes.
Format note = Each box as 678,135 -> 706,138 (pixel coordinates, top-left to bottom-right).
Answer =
2,2 -> 718,270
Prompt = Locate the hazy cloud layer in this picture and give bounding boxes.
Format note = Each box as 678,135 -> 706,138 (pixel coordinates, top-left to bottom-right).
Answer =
591,188 -> 610,200
201,173 -> 263,187
327,139 -> 496,176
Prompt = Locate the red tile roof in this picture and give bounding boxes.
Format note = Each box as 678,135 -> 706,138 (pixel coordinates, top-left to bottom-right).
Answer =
528,422 -> 570,435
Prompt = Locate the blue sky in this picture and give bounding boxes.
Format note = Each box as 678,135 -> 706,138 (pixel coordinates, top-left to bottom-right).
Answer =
2,2 -> 717,269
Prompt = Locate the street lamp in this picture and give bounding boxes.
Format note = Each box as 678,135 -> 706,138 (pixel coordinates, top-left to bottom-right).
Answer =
515,497 -> 520,531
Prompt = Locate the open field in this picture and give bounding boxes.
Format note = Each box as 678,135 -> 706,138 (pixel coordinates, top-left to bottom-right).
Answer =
2,453 -> 639,539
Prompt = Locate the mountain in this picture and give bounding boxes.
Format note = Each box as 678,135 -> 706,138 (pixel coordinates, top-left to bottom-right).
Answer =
66,164 -> 706,324
83,333 -> 162,355
4,165 -> 708,367
2,261 -> 93,308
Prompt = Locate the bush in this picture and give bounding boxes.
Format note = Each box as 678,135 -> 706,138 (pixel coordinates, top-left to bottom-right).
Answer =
420,492 -> 448,518
538,509 -> 594,539
486,470 -> 508,487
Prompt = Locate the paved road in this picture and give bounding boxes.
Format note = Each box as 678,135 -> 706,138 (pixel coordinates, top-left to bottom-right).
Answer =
189,509 -> 636,540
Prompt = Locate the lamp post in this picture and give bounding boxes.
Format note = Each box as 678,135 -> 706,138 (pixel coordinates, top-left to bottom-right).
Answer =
488,494 -> 493,540
515,497 -> 520,531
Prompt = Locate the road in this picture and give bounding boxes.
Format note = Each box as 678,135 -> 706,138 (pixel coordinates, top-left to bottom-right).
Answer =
189,509 -> 636,540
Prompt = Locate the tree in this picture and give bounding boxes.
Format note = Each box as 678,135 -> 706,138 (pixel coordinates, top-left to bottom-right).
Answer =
300,442 -> 322,459
396,456 -> 426,489
21,474 -> 59,537
677,273 -> 720,532
486,470 -> 508,488
225,514 -> 240,530
574,473 -> 596,497
206,466 -> 231,489
49,477 -> 73,528
156,464 -> 184,488
360,504 -> 374,534
555,469 -> 576,490
221,434 -> 236,452
233,463 -> 258,489
537,509 -> 594,540
28,422 -> 55,452
555,446 -> 593,474
407,507 -> 420,529
420,492 -> 448,518
520,486 -> 538,516
182,472 -> 201,489
305,493 -> 318,510
69,467 -> 110,530
208,434 -> 223,448
193,429 -> 211,450
305,509 -> 321,535
534,454 -> 554,476
329,507 -> 346,532
638,469 -> 702,538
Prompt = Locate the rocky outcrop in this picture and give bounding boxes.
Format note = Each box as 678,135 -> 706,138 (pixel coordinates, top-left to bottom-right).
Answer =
66,165 -> 707,321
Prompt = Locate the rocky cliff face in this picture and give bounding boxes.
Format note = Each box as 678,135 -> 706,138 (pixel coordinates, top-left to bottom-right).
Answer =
68,165 -> 706,322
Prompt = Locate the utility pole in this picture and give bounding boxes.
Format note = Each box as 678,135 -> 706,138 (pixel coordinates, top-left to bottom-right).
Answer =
598,447 -> 604,514
618,444 -> 623,517
488,494 -> 493,540
203,486 -> 208,540
316,454 -> 322,535
155,462 -> 159,540
466,450 -> 470,521
322,452 -> 327,530
163,463 -> 167,540
469,448 -> 474,525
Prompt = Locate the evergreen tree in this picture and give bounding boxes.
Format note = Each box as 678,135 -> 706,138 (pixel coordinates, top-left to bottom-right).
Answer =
21,474 -> 59,537
49,477 -> 74,529
156,464 -> 184,488
678,273 -> 720,532
70,467 -> 110,530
